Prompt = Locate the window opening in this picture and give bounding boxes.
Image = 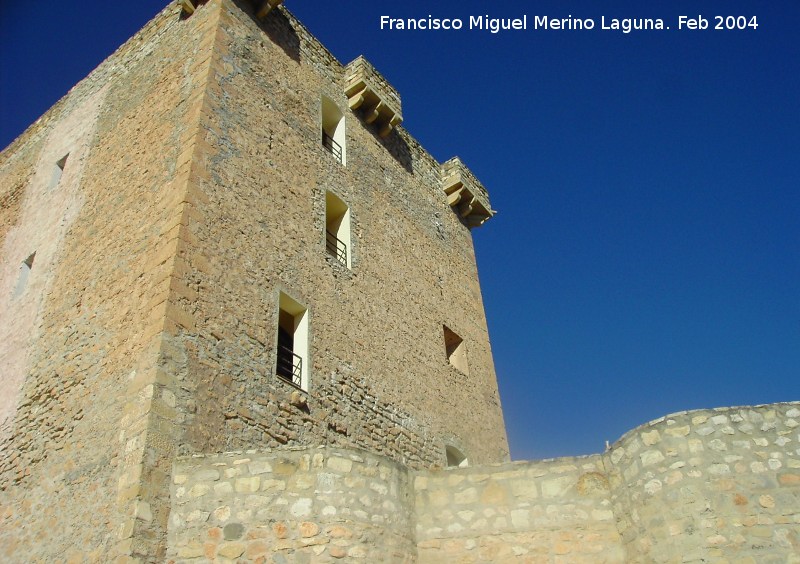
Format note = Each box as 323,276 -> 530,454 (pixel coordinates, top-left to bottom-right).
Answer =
325,191 -> 351,268
443,325 -> 469,374
12,252 -> 36,298
446,445 -> 469,468
277,292 -> 309,390
48,154 -> 68,190
321,96 -> 345,165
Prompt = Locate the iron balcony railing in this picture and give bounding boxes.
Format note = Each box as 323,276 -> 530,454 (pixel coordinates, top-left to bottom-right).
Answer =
322,131 -> 343,163
276,344 -> 302,387
326,230 -> 347,266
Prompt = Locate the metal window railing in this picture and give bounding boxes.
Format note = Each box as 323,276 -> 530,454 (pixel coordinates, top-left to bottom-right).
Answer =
322,131 -> 343,163
326,230 -> 348,266
276,344 -> 302,387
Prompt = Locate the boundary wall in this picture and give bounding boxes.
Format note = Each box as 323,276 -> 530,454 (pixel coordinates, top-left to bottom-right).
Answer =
168,402 -> 800,562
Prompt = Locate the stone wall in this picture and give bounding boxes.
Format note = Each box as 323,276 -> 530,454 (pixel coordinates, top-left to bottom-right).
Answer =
0,0 -> 508,559
606,402 -> 800,562
165,403 -> 799,563
415,456 -> 625,563
167,447 -> 415,562
165,0 -> 509,471
0,2 -> 224,560
2,1 -> 796,561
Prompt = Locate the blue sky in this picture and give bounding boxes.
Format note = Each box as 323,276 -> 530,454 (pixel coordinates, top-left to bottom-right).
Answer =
1,1 -> 798,460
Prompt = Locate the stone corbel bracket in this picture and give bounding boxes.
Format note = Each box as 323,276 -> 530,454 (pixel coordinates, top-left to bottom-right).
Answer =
180,0 -> 284,18
344,56 -> 403,137
179,0 -> 208,15
253,0 -> 285,19
441,157 -> 496,228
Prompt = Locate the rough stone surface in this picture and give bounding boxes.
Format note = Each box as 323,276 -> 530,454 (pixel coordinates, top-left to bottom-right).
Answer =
166,402 -> 800,562
415,455 -> 624,563
606,403 -> 800,563
164,0 -> 508,474
167,447 -> 416,562
0,0 -> 506,560
1,0 -> 797,562
0,2 -> 216,560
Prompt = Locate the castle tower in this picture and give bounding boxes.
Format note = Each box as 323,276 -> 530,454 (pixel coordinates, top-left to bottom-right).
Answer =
0,1 -> 507,559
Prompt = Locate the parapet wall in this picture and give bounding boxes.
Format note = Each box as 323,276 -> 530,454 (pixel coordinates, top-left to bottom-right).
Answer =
167,447 -> 416,562
415,455 -> 625,562
166,402 -> 799,562
606,402 -> 800,562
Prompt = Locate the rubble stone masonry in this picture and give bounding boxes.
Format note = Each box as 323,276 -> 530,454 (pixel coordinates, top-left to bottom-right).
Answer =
167,403 -> 799,562
1,2 -> 223,560
0,0 -> 797,561
168,447 -> 416,562
1,0 -> 506,560
166,0 -> 508,470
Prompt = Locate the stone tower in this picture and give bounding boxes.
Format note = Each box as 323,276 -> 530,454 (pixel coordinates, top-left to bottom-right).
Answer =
3,2 -> 799,562
0,0 -> 507,560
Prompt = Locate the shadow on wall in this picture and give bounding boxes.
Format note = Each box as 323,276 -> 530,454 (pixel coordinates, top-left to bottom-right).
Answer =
379,128 -> 414,174
242,0 -> 301,63
237,0 -> 414,173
